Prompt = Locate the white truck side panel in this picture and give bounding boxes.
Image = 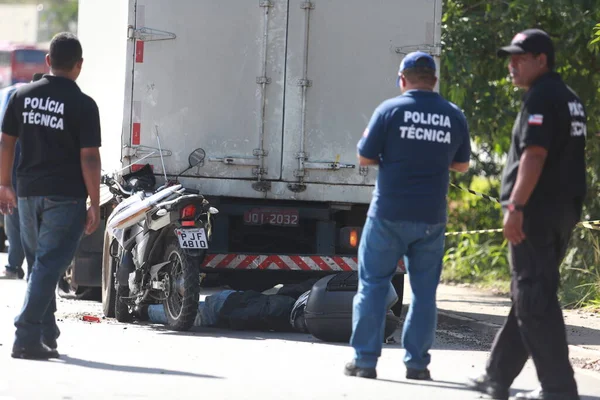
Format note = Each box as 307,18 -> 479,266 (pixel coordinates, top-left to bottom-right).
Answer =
76,0 -> 135,174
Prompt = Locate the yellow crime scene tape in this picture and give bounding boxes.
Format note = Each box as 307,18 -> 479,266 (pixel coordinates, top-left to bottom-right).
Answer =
445,228 -> 503,236
446,183 -> 600,236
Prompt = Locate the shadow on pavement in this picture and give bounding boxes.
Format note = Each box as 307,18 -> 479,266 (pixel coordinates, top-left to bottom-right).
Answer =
56,355 -> 223,379
137,308 -> 489,352
147,324 -> 354,348
376,378 -> 600,400
376,377 -> 532,397
145,322 -> 414,349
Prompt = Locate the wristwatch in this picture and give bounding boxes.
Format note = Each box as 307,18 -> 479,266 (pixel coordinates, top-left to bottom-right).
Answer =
504,201 -> 525,213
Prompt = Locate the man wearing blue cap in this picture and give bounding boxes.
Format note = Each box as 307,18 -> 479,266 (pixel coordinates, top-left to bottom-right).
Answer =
344,51 -> 471,380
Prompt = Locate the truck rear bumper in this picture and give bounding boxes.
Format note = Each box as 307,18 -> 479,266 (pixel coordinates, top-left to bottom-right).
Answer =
201,254 -> 406,274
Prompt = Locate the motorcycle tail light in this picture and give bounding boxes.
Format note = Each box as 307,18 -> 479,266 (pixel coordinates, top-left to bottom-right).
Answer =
181,204 -> 196,226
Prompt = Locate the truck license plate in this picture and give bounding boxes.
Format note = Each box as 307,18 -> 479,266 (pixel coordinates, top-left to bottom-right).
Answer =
244,208 -> 299,227
175,228 -> 208,249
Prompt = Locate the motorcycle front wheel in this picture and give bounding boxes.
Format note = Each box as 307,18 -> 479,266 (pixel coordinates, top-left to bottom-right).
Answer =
115,284 -> 133,323
161,240 -> 200,331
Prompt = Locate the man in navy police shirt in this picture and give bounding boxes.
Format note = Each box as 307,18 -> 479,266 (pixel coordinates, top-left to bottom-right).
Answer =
344,51 -> 471,380
0,33 -> 101,360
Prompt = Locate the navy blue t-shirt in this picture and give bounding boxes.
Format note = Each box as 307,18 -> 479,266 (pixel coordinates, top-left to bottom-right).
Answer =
358,90 -> 470,224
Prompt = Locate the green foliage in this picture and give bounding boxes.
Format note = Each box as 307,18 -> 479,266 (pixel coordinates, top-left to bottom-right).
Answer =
589,23 -> 600,53
447,176 -> 502,234
444,176 -> 508,287
38,0 -> 78,42
441,0 -> 600,174
560,228 -> 600,309
443,234 -> 510,283
440,1 -> 600,307
0,0 -> 78,42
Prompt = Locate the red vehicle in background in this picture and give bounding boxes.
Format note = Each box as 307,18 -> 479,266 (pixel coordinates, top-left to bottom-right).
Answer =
0,43 -> 49,88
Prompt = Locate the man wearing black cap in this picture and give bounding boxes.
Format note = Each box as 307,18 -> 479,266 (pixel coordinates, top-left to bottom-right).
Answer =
469,29 -> 586,400
344,51 -> 471,381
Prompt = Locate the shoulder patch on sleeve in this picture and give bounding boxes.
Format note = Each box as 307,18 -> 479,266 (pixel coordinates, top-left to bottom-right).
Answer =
528,114 -> 544,126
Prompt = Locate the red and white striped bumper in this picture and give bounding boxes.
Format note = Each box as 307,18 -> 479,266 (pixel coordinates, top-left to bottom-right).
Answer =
201,254 -> 406,273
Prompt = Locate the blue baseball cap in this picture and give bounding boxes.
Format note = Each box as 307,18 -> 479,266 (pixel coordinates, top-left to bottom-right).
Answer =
397,51 -> 437,87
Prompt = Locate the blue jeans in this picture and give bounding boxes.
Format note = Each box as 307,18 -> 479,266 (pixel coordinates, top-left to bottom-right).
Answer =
350,216 -> 446,370
147,290 -> 236,327
4,206 -> 25,272
14,196 -> 86,347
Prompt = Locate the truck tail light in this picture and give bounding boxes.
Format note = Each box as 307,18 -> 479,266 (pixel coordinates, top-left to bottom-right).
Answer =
340,226 -> 362,250
181,204 -> 196,226
349,230 -> 358,248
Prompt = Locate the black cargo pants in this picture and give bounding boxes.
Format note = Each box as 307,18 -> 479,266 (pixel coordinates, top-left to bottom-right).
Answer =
485,201 -> 581,394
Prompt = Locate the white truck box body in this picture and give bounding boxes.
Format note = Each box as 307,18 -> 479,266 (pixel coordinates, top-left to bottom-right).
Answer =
77,0 -> 442,204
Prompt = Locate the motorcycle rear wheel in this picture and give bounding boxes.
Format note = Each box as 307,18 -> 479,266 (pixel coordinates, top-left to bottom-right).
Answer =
161,240 -> 200,331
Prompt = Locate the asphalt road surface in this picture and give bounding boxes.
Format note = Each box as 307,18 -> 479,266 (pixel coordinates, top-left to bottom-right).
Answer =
1,275 -> 599,399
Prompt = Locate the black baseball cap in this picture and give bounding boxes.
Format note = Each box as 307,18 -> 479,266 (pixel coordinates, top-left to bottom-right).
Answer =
497,29 -> 555,65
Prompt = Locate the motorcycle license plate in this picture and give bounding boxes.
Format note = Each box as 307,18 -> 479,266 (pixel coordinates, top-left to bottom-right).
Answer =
175,228 -> 208,249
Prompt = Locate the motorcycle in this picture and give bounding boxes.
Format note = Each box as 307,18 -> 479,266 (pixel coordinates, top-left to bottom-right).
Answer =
101,149 -> 218,331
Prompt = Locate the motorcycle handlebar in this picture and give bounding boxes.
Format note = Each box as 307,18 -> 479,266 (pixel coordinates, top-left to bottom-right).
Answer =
102,174 -> 200,198
102,175 -> 134,197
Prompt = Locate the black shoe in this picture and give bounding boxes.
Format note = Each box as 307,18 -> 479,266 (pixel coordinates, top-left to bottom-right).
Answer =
42,337 -> 58,351
0,267 -> 24,280
406,368 -> 432,380
344,361 -> 377,379
468,374 -> 510,400
515,387 -> 580,400
11,342 -> 59,360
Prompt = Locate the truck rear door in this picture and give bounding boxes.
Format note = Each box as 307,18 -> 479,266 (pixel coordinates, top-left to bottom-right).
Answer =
127,0 -> 441,193
128,0 -> 288,184
281,0 -> 441,188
